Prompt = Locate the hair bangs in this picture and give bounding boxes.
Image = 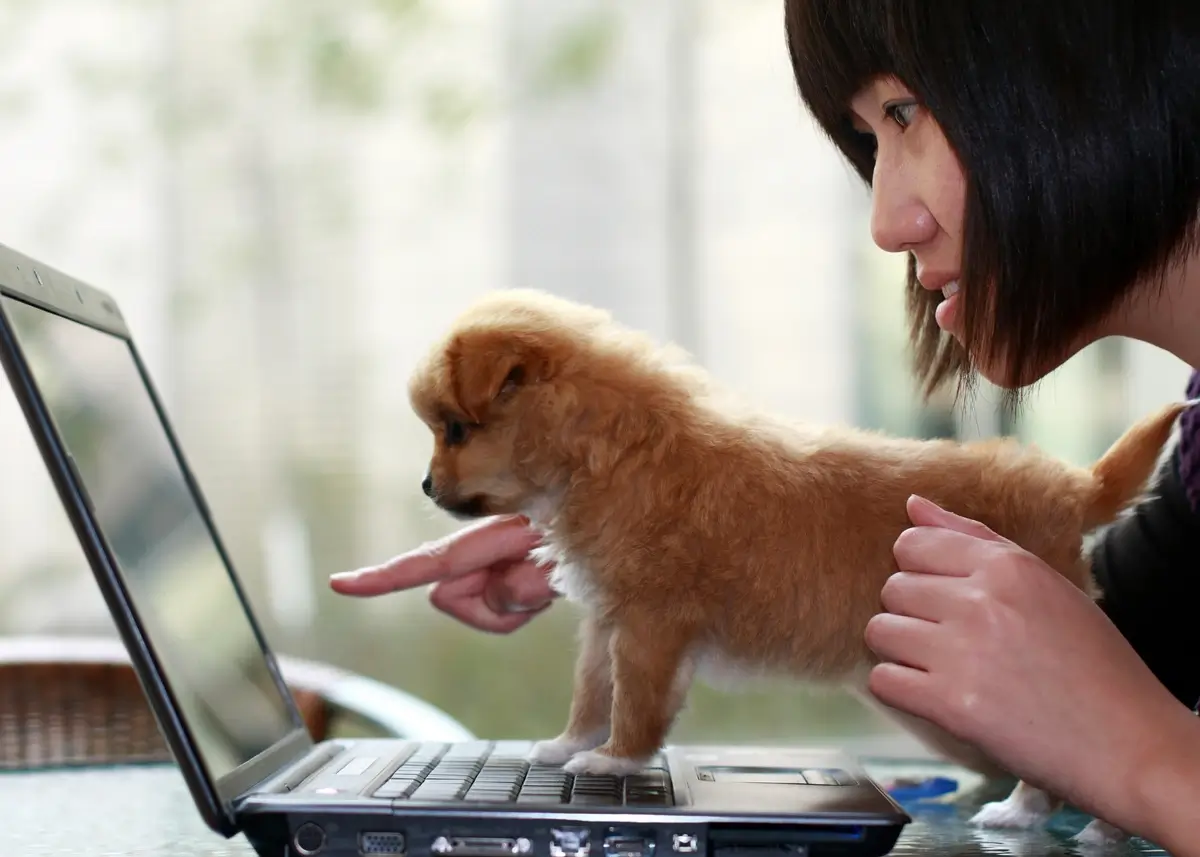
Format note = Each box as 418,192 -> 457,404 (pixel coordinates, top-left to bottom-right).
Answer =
784,0 -> 894,183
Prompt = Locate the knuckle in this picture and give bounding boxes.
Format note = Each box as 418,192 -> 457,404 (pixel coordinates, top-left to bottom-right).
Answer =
994,540 -> 1031,567
418,540 -> 459,580
963,584 -> 992,610
951,687 -> 985,723
423,535 -> 452,564
957,586 -> 1008,639
960,585 -> 1009,636
978,544 -> 1038,594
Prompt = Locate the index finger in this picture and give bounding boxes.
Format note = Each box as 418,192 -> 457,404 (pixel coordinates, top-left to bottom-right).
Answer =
892,525 -> 1000,578
330,515 -> 542,596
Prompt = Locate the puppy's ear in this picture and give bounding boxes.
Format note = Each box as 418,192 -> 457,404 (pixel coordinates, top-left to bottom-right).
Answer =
449,332 -> 548,423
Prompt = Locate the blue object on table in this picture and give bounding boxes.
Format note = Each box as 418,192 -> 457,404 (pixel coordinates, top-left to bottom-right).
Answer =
884,776 -> 959,803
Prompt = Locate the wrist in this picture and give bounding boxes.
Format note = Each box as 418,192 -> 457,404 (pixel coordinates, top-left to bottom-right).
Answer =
1126,703 -> 1200,855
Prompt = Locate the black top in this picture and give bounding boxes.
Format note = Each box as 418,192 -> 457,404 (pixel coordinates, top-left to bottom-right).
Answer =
1091,443 -> 1200,710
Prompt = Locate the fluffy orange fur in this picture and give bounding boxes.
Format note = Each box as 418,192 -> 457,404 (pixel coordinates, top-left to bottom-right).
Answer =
407,289 -> 1186,832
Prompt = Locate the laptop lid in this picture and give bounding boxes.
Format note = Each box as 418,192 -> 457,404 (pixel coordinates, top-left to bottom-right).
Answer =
0,244 -> 313,837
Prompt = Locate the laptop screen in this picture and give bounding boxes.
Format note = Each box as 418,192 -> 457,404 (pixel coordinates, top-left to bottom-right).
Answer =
1,295 -> 299,782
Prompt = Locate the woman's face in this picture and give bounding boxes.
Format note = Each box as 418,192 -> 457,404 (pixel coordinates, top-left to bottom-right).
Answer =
849,77 -> 966,326
848,76 -> 1120,387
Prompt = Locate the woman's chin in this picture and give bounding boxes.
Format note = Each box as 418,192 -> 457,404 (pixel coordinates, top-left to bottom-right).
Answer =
973,347 -> 1077,391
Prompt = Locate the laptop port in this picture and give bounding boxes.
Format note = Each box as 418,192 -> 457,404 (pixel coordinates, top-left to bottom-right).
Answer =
550,827 -> 591,857
670,834 -> 698,854
603,833 -> 655,857
294,822 -> 326,855
360,832 -> 407,855
431,836 -> 533,857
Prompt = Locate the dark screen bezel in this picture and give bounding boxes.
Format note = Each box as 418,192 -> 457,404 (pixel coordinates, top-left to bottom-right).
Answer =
0,245 -> 313,837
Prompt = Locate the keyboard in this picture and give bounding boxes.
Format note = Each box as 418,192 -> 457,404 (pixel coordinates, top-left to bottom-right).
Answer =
370,741 -> 673,807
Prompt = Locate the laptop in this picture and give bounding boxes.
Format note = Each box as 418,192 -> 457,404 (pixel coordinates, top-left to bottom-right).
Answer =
0,242 -> 909,857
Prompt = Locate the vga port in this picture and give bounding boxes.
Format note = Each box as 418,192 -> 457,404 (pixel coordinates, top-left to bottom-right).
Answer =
360,832 -> 407,855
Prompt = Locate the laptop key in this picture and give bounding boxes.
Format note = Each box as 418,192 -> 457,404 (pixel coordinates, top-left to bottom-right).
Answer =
410,781 -> 470,801
570,774 -> 622,806
372,782 -> 409,799
408,743 -> 449,763
441,741 -> 495,760
516,768 -> 571,803
625,771 -> 673,806
464,785 -> 522,803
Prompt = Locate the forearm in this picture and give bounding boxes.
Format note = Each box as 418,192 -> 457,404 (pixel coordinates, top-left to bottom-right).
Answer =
1128,704 -> 1200,855
1091,440 -> 1200,852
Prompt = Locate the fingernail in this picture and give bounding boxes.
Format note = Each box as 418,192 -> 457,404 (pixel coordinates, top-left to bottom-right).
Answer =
507,599 -> 552,614
907,494 -> 950,523
330,570 -> 362,582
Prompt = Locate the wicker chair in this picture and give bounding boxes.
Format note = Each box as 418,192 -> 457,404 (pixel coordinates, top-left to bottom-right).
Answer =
0,635 -> 474,770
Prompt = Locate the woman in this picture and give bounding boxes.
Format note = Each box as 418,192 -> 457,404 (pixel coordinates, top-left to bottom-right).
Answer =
331,3 -> 1200,852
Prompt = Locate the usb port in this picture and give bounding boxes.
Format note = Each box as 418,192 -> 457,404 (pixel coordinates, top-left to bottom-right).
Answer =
604,834 -> 655,857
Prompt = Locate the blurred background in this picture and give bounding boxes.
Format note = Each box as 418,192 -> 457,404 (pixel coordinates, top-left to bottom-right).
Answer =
0,0 -> 1191,751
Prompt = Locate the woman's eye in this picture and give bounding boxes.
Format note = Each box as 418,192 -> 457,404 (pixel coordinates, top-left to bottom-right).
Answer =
444,420 -> 469,446
884,100 -> 919,129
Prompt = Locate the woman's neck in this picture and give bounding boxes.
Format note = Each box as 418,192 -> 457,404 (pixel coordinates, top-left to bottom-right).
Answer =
1114,249 -> 1200,369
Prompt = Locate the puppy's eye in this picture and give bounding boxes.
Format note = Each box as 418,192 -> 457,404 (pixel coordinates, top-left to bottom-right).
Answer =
444,419 -> 469,447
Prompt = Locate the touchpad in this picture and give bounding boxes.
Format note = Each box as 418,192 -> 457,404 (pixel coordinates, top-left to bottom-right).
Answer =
695,766 -> 853,786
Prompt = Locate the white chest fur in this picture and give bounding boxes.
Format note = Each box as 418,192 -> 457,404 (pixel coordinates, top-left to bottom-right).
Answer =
531,541 -> 602,607
520,496 -> 605,609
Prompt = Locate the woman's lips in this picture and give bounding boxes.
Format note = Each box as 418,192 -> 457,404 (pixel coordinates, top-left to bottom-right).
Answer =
934,280 -> 960,333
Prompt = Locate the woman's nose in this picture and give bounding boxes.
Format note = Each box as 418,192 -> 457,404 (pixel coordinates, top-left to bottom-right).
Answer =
870,168 -> 937,253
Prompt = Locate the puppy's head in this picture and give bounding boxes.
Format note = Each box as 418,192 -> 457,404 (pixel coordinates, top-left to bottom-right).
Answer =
407,290 -> 612,520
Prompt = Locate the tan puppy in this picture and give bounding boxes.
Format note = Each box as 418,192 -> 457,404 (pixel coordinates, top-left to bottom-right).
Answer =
408,289 -> 1187,838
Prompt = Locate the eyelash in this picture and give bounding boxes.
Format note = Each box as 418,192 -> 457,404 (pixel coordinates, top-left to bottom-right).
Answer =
883,100 -> 919,129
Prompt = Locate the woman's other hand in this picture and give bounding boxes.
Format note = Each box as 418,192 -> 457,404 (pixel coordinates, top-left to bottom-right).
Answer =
866,495 -> 1200,846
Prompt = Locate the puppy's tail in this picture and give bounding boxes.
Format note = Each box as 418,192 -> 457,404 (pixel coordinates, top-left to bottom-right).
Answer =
1084,398 -> 1199,529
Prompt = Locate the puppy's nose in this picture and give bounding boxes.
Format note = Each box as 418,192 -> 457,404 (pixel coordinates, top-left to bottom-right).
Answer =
421,473 -> 434,498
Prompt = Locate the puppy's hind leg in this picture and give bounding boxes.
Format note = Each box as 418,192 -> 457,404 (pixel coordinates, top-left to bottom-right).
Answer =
529,614 -> 613,765
564,621 -> 693,776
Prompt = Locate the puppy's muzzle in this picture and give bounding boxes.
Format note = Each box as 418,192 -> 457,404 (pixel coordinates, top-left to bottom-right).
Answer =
421,471 -> 487,519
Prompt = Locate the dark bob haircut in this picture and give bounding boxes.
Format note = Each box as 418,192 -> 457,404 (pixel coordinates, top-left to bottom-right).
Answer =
784,2 -> 1200,397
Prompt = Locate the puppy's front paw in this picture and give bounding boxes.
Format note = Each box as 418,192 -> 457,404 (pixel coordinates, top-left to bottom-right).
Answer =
563,749 -> 647,777
529,736 -> 599,766
969,794 -> 1054,830
1073,819 -> 1128,848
